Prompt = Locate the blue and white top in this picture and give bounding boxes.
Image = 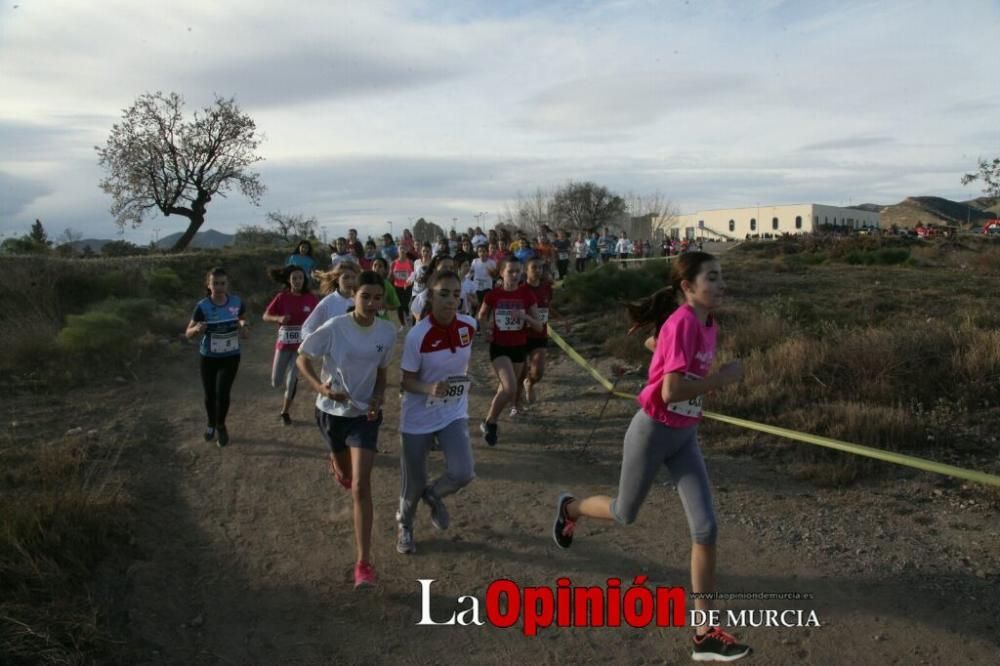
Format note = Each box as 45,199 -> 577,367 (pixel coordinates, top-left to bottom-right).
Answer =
192,295 -> 246,358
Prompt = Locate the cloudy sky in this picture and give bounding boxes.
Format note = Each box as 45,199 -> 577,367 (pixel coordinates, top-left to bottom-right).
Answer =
1,0 -> 998,243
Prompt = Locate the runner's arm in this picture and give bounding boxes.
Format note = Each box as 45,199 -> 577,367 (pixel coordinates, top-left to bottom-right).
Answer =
661,364 -> 742,403
185,319 -> 206,339
401,370 -> 449,397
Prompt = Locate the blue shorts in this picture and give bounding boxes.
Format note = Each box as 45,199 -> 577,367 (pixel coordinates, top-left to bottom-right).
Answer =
315,408 -> 383,453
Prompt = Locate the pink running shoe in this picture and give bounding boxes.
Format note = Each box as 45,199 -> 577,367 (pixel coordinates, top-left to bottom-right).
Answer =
354,561 -> 376,589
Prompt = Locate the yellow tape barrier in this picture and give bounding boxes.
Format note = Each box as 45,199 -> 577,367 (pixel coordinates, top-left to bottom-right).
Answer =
547,327 -> 1000,488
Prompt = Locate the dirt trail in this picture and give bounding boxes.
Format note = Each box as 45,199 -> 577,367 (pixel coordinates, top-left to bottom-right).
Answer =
118,325 -> 999,665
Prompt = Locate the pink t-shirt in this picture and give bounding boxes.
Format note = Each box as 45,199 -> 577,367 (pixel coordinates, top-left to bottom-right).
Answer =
637,304 -> 717,428
265,291 -> 320,350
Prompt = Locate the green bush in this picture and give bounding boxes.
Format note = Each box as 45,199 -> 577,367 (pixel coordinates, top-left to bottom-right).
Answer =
92,297 -> 158,322
56,311 -> 132,354
558,262 -> 669,311
147,267 -> 184,300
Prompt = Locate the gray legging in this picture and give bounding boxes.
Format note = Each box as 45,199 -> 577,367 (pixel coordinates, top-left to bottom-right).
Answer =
271,348 -> 299,400
397,418 -> 475,529
609,409 -> 718,545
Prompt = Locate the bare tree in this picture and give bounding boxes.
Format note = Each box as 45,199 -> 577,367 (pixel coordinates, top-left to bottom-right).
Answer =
96,92 -> 265,251
624,190 -> 679,237
961,157 -> 1000,201
548,181 -> 627,234
266,211 -> 318,242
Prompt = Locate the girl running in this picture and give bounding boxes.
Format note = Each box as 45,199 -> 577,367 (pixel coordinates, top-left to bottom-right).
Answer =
551,251 -> 751,662
302,262 -> 359,337
371,257 -> 401,323
514,257 -> 560,414
476,258 -> 542,446
391,251 -> 415,327
185,267 -> 248,448
263,265 -> 319,425
409,255 -> 456,323
395,269 -> 478,554
287,240 -> 317,276
297,271 -> 396,589
470,243 -> 496,307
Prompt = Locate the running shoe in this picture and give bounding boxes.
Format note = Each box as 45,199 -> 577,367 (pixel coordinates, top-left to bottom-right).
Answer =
280,412 -> 291,426
422,488 -> 450,530
353,561 -> 377,588
396,525 -> 416,554
480,421 -> 498,447
216,426 -> 229,448
328,454 -> 352,490
552,492 -> 576,549
203,426 -> 216,442
691,627 -> 752,662
509,406 -> 519,418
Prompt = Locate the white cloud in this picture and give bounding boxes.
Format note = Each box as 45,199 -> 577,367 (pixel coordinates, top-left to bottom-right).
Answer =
0,0 -> 997,241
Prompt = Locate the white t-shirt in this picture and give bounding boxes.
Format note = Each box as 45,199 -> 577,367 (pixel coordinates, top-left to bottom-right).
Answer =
472,233 -> 488,248
409,259 -> 430,294
574,240 -> 589,258
400,314 -> 477,434
616,238 -> 631,255
299,314 -> 395,418
302,291 -> 352,337
409,289 -> 428,319
470,257 -> 496,292
331,252 -> 358,268
461,278 -> 478,315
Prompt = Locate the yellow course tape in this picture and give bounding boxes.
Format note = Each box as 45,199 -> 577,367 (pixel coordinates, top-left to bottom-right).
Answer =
547,327 -> 1000,488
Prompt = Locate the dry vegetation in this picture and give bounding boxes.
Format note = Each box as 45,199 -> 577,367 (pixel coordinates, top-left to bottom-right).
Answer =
559,235 -> 1000,487
0,248 -> 284,664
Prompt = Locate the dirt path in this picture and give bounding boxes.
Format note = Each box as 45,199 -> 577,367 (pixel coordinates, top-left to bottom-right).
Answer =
118,326 -> 999,665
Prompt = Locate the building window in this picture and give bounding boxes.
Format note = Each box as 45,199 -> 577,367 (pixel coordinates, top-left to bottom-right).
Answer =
750,218 -> 757,231
772,217 -> 779,230
728,219 -> 735,232
824,216 -> 828,224
815,215 -> 819,225
795,215 -> 803,229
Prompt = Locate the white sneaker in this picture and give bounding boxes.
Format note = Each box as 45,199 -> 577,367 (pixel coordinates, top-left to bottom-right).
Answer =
396,525 -> 416,554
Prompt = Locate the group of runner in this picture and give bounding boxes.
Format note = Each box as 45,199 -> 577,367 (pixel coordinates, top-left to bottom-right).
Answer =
184,238 -> 751,661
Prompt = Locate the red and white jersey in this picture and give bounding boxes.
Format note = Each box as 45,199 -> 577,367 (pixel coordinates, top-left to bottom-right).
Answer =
400,314 -> 477,434
525,280 -> 553,339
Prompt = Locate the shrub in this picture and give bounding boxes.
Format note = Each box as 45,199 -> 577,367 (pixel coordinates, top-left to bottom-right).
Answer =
147,267 -> 184,300
56,312 -> 131,355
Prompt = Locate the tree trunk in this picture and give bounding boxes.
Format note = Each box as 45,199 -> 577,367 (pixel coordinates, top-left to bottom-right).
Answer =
171,213 -> 204,252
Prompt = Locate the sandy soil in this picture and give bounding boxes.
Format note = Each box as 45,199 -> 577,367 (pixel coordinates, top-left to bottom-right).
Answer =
112,323 -> 999,665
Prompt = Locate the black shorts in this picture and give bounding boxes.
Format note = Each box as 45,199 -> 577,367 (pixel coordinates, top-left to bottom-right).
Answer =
524,337 -> 548,353
489,343 -> 527,364
315,408 -> 383,453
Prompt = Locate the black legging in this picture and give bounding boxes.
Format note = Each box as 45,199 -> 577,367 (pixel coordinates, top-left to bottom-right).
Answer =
575,257 -> 587,273
200,355 -> 240,428
557,259 -> 569,278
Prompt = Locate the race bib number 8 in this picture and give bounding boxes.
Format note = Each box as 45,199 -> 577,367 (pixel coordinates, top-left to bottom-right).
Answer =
495,308 -> 523,332
426,376 -> 471,408
209,331 -> 240,354
278,326 -> 301,345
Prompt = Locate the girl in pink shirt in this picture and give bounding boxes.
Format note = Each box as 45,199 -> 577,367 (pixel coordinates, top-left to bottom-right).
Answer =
551,252 -> 751,662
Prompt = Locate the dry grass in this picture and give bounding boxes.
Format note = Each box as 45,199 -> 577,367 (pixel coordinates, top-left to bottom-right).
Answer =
559,235 -> 1000,487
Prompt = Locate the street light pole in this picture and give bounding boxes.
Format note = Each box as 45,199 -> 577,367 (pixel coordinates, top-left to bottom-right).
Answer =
387,220 -> 393,239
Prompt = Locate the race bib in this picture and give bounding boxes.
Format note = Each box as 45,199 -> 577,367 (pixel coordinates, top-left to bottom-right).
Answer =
495,308 -> 523,331
209,331 -> 240,354
666,373 -> 703,418
426,375 -> 471,408
278,325 -> 301,345
536,308 -> 549,324
476,277 -> 492,291
394,270 -> 409,281
558,252 -> 569,260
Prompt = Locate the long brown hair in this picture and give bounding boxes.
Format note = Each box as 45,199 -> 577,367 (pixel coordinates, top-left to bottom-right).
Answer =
626,251 -> 717,334
313,262 -> 360,296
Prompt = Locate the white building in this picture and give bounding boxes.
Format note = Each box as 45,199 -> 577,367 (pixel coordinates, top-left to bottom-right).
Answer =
657,204 -> 881,240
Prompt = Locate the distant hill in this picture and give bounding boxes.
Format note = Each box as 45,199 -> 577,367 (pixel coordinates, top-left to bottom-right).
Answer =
70,238 -> 111,252
880,196 -> 997,230
848,203 -> 883,213
155,229 -> 235,249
